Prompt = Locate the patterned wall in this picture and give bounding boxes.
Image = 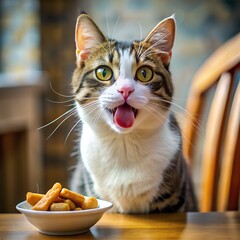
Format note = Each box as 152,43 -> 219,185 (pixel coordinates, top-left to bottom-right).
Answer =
0,0 -> 40,73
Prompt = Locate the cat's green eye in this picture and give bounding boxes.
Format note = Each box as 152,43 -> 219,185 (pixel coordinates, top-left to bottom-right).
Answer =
136,66 -> 153,82
95,66 -> 113,81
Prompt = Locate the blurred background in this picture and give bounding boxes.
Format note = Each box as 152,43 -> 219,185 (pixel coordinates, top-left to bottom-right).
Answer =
0,0 -> 239,212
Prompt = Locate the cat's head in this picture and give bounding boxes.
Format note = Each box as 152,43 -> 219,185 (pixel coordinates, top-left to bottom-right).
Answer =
72,13 -> 175,134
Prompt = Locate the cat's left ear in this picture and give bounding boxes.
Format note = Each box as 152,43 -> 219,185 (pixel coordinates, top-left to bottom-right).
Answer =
75,13 -> 108,66
143,16 -> 176,65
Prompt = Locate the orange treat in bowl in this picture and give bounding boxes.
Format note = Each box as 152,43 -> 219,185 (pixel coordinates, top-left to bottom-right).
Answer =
59,188 -> 85,207
32,182 -> 62,211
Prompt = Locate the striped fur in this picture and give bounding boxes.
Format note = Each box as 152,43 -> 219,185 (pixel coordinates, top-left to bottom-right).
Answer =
70,13 -> 197,213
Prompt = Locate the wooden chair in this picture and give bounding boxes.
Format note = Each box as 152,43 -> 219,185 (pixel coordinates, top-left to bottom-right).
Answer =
183,34 -> 240,212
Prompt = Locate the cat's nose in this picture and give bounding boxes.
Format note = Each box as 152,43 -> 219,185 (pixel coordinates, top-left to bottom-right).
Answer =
118,85 -> 134,100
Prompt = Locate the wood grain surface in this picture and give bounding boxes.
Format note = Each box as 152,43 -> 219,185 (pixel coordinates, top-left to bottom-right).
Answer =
0,212 -> 239,239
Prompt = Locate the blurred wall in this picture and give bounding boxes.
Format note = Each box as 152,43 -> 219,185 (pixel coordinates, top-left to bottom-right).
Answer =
0,0 -> 239,203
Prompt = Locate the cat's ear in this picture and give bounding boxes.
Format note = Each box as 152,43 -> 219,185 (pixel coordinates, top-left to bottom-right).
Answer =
75,13 -> 107,65
143,16 -> 176,65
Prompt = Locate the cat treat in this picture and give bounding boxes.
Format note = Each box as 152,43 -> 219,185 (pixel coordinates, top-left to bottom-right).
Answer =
26,192 -> 45,206
59,188 -> 85,207
27,182 -> 98,211
63,199 -> 76,210
82,197 -> 98,210
50,202 -> 70,211
32,182 -> 62,211
26,192 -> 64,205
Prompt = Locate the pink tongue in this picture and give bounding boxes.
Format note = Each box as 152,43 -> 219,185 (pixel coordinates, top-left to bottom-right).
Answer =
114,104 -> 134,128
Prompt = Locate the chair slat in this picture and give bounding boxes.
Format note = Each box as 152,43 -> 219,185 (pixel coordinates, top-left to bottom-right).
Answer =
200,73 -> 231,212
182,90 -> 203,166
217,81 -> 240,211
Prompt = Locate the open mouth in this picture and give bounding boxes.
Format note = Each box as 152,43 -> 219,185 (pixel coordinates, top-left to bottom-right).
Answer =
108,103 -> 138,128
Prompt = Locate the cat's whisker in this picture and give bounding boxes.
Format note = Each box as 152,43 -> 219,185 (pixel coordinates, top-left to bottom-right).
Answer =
149,96 -> 205,134
150,95 -> 203,122
38,106 -> 77,130
80,100 -> 100,111
46,109 -> 78,140
163,104 -> 204,139
105,1 -> 113,54
92,108 -> 103,126
149,101 -> 205,142
49,81 -> 75,98
83,101 -> 101,119
79,98 -> 99,106
79,96 -> 99,101
64,118 -> 82,144
46,98 -> 76,104
144,105 -> 165,123
146,104 -> 198,153
65,103 -> 77,107
112,16 -> 120,40
105,0 -> 110,39
138,22 -> 143,41
81,105 -> 112,136
80,102 -> 101,122
136,22 -> 143,57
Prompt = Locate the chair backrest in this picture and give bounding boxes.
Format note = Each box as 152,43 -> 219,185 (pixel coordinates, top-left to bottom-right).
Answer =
183,34 -> 240,212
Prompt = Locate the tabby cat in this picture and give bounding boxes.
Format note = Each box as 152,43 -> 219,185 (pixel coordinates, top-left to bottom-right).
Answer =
70,12 -> 197,213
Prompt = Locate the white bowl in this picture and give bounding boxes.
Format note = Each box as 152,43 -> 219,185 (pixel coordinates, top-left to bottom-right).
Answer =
16,199 -> 112,235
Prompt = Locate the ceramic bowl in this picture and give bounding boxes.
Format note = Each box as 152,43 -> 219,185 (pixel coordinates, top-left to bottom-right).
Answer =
16,199 -> 112,235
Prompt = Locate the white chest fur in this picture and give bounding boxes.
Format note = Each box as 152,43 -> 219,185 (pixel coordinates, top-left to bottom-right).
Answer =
80,121 -> 179,213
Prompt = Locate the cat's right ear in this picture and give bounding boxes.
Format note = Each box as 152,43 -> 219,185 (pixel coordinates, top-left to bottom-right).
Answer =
143,16 -> 176,66
75,13 -> 107,66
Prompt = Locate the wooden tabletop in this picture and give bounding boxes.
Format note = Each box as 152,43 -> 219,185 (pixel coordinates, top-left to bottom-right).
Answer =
1,212 -> 239,239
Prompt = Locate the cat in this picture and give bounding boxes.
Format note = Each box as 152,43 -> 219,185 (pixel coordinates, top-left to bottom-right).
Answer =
70,12 -> 197,213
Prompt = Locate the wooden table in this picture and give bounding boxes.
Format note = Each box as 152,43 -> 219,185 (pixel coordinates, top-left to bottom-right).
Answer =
0,212 -> 239,239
